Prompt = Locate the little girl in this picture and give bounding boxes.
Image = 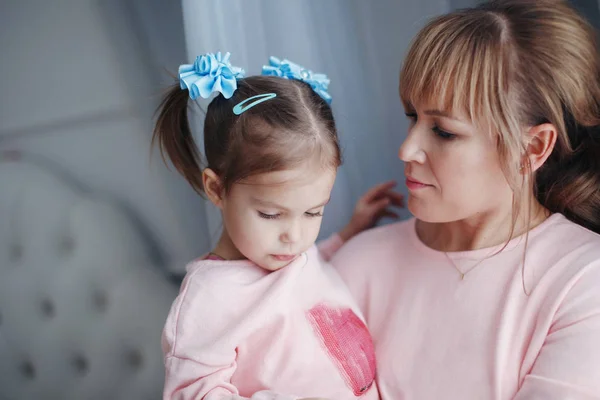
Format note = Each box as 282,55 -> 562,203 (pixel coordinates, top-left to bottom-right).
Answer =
155,52 -> 400,400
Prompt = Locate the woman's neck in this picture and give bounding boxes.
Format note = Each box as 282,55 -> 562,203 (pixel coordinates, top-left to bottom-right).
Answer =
416,198 -> 550,252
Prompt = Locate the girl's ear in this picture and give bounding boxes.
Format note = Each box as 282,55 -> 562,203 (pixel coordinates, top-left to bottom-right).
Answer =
202,168 -> 224,208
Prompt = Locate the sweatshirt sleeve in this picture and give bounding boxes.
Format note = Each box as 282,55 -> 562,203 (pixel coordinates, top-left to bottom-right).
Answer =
513,263 -> 600,400
162,269 -> 300,400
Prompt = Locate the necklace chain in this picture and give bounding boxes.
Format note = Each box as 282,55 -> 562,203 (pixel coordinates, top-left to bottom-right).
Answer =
441,212 -> 551,280
444,253 -> 488,280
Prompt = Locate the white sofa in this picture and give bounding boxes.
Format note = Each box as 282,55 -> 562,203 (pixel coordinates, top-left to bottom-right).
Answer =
0,153 -> 178,400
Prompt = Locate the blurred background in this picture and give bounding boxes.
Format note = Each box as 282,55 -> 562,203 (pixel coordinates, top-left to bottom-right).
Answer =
0,0 -> 598,399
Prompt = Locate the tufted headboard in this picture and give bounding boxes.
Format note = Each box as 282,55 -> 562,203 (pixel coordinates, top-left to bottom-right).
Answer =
0,152 -> 178,400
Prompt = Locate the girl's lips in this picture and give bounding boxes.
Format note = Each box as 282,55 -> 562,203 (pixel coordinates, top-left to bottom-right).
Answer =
271,254 -> 296,262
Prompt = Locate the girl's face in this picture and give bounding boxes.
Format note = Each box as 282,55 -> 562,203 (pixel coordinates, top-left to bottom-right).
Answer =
221,162 -> 336,271
399,102 -> 514,223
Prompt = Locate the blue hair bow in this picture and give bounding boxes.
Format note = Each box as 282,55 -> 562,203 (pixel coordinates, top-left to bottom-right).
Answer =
179,52 -> 245,100
261,56 -> 332,104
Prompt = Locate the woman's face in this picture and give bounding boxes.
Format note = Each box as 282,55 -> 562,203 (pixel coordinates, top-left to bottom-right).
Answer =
399,102 -> 515,223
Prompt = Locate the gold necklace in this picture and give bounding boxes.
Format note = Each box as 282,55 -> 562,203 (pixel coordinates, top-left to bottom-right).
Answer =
437,210 -> 551,280
444,252 -> 488,280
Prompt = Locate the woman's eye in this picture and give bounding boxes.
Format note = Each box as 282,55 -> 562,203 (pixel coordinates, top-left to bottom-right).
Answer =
405,112 -> 417,123
432,126 -> 456,140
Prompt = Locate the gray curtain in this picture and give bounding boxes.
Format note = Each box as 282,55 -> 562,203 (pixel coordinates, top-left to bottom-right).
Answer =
181,0 -> 449,250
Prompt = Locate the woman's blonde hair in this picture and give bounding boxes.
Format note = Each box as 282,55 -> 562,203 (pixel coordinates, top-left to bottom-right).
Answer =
400,0 -> 600,234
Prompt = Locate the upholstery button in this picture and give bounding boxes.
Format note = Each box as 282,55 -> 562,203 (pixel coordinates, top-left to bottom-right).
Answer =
9,244 -> 23,262
58,236 -> 75,256
125,349 -> 143,370
92,290 -> 108,313
40,298 -> 55,318
71,353 -> 89,375
19,359 -> 35,380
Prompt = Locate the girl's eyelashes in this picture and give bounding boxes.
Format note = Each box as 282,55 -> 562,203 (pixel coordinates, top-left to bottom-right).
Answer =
258,211 -> 280,220
305,211 -> 323,217
258,211 -> 324,219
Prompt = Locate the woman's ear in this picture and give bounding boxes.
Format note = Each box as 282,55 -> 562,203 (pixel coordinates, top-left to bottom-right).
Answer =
202,168 -> 224,208
522,123 -> 557,173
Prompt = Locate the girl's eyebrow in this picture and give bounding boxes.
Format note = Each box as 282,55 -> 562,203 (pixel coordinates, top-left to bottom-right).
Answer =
251,197 -> 331,211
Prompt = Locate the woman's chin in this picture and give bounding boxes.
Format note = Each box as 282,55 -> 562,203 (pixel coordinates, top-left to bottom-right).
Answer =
407,198 -> 454,224
407,197 -> 435,221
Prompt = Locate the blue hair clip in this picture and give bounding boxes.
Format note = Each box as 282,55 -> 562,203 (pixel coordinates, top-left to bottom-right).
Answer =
261,56 -> 332,104
233,93 -> 277,115
179,52 -> 245,100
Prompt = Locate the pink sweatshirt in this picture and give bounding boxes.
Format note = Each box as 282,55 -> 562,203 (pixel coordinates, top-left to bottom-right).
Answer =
332,214 -> 600,400
162,235 -> 379,400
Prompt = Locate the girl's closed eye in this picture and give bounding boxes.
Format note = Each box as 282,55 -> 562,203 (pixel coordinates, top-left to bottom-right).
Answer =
258,211 -> 280,220
305,210 -> 323,217
258,210 -> 322,219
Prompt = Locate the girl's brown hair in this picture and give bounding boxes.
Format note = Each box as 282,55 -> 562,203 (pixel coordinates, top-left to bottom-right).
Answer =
153,75 -> 341,195
400,0 -> 600,234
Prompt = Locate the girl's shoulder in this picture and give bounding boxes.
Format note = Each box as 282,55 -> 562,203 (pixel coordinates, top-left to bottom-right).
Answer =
183,257 -> 267,289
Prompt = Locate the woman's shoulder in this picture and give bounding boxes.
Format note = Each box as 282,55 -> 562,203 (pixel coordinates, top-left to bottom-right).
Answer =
528,214 -> 600,293
531,214 -> 600,262
331,218 -> 416,275
529,216 -> 600,341
344,217 -> 415,250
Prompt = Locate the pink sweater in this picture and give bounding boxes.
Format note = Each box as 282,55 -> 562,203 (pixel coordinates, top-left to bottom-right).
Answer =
162,235 -> 379,400
332,214 -> 600,400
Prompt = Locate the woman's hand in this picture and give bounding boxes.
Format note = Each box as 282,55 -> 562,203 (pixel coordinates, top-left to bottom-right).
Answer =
339,180 -> 404,242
